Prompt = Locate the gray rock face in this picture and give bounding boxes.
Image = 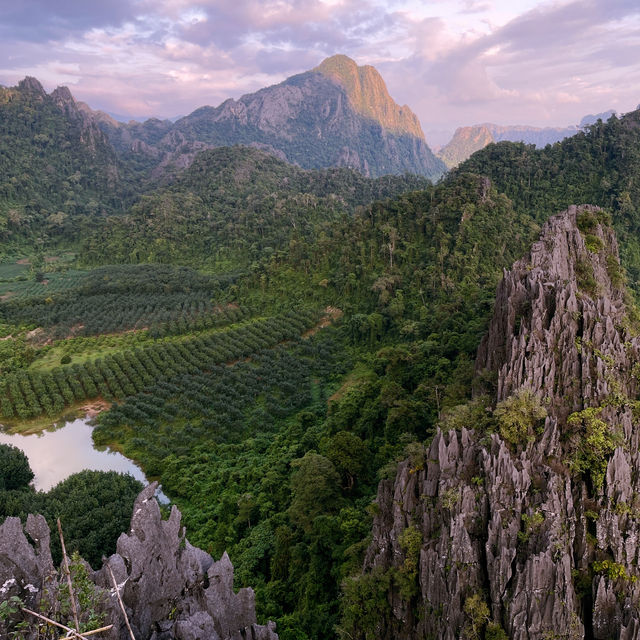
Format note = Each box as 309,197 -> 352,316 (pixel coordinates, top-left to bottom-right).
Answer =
0,484 -> 278,640
0,515 -> 54,610
361,205 -> 640,639
94,58 -> 446,180
168,69 -> 445,179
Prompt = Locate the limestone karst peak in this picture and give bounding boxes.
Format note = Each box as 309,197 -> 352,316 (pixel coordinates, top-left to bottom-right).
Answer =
359,205 -> 640,640
17,76 -> 45,95
313,54 -> 425,139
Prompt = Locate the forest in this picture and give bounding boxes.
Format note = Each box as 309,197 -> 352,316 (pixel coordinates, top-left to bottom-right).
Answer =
2,105 -> 640,639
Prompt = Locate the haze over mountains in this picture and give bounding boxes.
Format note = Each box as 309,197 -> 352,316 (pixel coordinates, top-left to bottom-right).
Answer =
437,110 -> 617,168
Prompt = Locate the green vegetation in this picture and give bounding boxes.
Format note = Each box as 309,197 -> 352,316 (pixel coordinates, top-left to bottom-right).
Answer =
518,509 -> 545,544
494,390 -> 547,446
0,80 -> 127,255
1,169 -> 537,637
462,594 -> 490,640
80,146 -> 431,268
566,407 -> 620,489
3,88 -> 640,639
0,444 -> 33,490
592,559 -> 637,582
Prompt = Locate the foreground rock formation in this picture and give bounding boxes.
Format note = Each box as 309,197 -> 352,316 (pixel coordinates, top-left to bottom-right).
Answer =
356,205 -> 640,639
0,483 -> 278,640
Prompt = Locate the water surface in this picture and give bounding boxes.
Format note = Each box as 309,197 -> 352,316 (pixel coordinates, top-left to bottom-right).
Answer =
0,418 -> 166,500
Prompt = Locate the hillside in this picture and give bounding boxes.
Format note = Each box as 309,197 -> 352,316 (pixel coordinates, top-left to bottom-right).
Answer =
97,55 -> 446,180
0,78 -> 126,251
79,145 -> 432,267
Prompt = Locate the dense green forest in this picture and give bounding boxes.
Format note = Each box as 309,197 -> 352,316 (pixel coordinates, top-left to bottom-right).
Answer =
455,110 -> 640,291
0,79 -> 125,256
3,99 -> 640,638
79,146 -> 431,268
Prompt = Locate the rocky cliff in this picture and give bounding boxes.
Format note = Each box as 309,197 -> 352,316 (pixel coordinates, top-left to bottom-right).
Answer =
97,55 -> 445,179
313,54 -> 425,139
0,483 -> 278,640
353,205 -> 640,639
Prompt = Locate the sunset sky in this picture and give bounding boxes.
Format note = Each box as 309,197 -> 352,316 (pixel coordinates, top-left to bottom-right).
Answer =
1,0 -> 638,146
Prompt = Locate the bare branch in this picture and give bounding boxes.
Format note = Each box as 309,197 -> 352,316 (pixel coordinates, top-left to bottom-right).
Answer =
21,607 -> 112,639
57,518 -> 81,633
106,562 -> 136,640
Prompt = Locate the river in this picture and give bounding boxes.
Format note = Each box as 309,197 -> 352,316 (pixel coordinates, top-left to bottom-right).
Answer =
0,417 -> 168,501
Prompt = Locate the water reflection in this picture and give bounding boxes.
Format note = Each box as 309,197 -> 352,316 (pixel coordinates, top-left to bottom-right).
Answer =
0,418 -> 168,501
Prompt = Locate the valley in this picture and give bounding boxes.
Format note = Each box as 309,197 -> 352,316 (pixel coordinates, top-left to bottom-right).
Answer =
2,53 -> 640,640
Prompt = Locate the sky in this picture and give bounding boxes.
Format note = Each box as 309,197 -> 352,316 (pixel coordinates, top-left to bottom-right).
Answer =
1,0 -> 639,147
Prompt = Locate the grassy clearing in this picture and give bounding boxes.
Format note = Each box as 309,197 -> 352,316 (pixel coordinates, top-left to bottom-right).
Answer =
327,361 -> 376,404
0,262 -> 29,279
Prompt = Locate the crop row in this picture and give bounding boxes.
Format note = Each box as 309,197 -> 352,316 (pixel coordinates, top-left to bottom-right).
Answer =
3,293 -> 249,340
0,270 -> 89,299
94,332 -> 347,469
0,309 -> 318,420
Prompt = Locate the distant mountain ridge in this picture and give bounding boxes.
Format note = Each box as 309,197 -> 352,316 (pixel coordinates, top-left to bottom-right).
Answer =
94,54 -> 446,179
438,110 -> 616,168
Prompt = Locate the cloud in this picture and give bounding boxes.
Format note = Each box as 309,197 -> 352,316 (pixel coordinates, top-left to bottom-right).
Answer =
380,0 -> 640,141
0,0 -> 140,40
0,0 -> 638,143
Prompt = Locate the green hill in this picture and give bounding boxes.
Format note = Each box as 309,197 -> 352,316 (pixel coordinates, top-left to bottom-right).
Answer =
0,78 -> 125,252
80,145 -> 432,267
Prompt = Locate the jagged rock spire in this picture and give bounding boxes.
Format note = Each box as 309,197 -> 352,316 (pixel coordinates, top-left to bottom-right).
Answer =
477,204 -> 637,423
359,205 -> 640,640
0,483 -> 278,640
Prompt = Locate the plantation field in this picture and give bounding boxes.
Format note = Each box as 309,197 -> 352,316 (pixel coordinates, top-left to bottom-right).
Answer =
0,261 -> 29,280
0,263 -> 323,425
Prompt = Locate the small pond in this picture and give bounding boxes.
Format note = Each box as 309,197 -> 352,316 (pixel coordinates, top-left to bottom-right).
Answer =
0,418 -> 168,501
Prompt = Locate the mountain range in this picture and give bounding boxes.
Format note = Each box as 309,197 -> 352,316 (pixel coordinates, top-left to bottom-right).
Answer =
437,110 -> 616,168
83,54 -> 446,181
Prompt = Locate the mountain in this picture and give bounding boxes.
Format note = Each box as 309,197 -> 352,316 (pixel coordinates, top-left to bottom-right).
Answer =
438,111 -> 616,168
349,205 -> 640,638
0,77 -> 125,245
96,55 -> 446,180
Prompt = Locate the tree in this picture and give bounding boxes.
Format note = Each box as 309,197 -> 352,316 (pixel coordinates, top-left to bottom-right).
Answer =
45,470 -> 143,567
322,431 -> 368,490
288,452 -> 341,532
0,444 -> 33,490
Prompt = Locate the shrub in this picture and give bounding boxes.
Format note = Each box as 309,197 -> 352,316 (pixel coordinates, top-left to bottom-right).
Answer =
567,407 -> 620,489
494,390 -> 547,446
